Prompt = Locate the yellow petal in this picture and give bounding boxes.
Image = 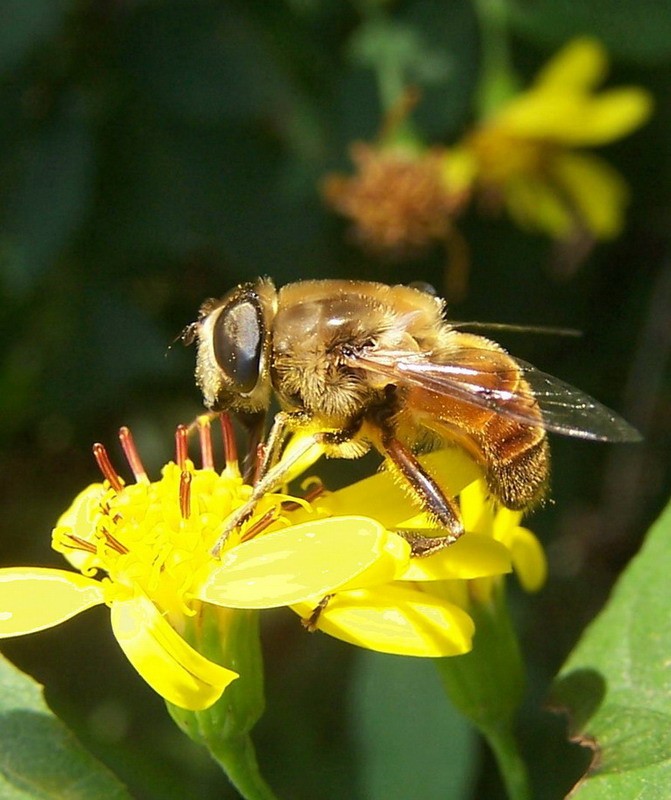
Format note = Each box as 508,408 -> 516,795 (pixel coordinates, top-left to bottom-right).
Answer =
534,37 -> 608,93
110,593 -> 237,710
459,479 -> 496,535
495,89 -> 651,146
491,505 -> 524,542
441,146 -> 478,193
196,517 -> 409,609
398,534 -> 512,581
546,90 -> 652,146
553,151 -> 628,238
293,583 -> 474,657
0,568 -> 104,637
52,483 -> 106,569
508,527 -> 547,592
505,174 -> 574,237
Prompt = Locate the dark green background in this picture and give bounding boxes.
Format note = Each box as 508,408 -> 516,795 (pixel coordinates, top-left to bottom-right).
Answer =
0,1 -> 669,798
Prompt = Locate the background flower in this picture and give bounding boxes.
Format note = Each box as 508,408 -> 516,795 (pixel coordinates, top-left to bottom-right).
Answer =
451,37 -> 652,248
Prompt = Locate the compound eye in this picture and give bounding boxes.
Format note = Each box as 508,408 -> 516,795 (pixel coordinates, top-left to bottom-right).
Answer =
212,296 -> 264,394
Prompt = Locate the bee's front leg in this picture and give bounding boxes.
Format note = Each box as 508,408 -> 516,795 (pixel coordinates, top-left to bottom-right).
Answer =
210,411 -> 309,557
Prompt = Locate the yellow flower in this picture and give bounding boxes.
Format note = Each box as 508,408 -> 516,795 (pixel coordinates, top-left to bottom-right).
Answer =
0,419 -> 412,711
292,449 -> 546,657
0,413 -> 545,708
449,37 -> 653,240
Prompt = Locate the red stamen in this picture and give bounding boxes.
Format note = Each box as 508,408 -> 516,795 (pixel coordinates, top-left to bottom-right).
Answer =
100,529 -> 129,554
198,416 -> 214,470
63,534 -> 97,554
179,470 -> 192,519
219,413 -> 238,468
240,508 -> 278,542
118,427 -> 148,482
252,442 -> 266,485
92,443 -> 124,493
175,425 -> 188,469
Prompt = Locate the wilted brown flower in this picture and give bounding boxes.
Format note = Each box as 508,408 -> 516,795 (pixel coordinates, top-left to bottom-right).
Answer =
323,143 -> 467,259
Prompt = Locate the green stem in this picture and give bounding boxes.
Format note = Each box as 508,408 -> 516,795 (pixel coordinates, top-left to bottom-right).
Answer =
480,724 -> 532,800
435,583 -> 532,800
472,0 -> 519,116
209,735 -> 279,800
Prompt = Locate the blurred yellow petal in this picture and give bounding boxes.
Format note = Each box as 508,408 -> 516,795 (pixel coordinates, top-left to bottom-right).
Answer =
110,593 -> 237,710
497,88 -> 651,146
553,151 -> 628,238
293,583 -> 474,657
508,527 -> 547,592
559,88 -> 652,145
0,568 -> 104,637
506,175 -> 574,237
441,146 -> 478,193
399,534 -> 512,581
535,37 -> 607,92
195,517 -> 409,609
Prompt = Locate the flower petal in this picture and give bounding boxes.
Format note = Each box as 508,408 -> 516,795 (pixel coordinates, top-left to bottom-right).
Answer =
110,593 -> 237,710
553,151 -> 628,238
293,583 -> 475,657
52,483 -> 106,569
459,479 -> 496,535
508,527 -> 547,593
196,517 -> 409,609
495,88 -> 652,146
535,37 -> 608,93
398,534 -> 512,581
505,174 -> 574,237
0,568 -> 104,637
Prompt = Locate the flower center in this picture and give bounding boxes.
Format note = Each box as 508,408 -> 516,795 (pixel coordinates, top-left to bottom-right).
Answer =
51,416 -> 320,618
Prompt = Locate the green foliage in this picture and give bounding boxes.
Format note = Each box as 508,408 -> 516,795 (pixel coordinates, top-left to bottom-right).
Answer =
0,653 -> 132,799
505,0 -> 671,64
551,499 -> 671,798
351,651 -> 477,800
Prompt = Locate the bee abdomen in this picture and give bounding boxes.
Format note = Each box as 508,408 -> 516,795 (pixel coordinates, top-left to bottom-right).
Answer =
479,414 -> 549,510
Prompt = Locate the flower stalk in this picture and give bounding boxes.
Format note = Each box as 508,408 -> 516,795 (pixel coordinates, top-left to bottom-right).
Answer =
472,0 -> 519,117
435,582 -> 531,800
168,607 -> 278,800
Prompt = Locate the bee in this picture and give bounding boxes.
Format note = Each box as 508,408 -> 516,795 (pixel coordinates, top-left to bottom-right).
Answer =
189,278 -> 639,556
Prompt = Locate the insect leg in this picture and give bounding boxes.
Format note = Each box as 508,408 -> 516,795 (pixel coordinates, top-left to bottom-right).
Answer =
235,409 -> 267,482
380,436 -> 465,556
211,411 -> 319,557
301,594 -> 334,632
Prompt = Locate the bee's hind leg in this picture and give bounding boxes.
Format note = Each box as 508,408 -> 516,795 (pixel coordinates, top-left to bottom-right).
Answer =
380,435 -> 465,557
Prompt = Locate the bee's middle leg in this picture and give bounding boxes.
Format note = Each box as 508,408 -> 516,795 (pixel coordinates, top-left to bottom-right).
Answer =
380,435 -> 464,556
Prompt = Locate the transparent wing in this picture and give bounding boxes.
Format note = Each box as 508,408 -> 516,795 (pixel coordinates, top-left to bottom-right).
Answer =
354,347 -> 641,442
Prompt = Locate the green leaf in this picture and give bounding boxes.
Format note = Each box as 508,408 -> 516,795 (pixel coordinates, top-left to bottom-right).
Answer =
550,498 -> 671,798
505,0 -> 671,65
0,653 -> 132,799
350,651 -> 477,800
